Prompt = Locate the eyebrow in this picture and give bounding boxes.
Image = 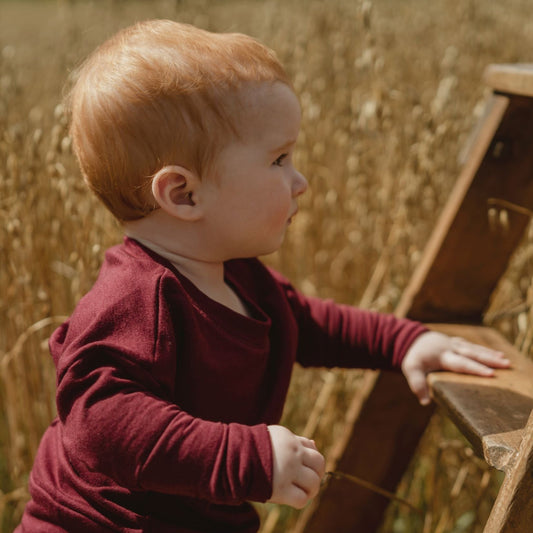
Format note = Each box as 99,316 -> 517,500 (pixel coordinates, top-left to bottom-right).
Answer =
270,139 -> 297,154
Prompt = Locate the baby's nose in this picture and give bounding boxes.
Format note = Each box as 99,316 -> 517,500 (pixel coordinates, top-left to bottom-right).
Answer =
292,171 -> 308,196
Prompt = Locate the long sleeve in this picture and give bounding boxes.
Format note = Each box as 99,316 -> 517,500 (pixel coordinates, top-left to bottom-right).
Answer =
270,270 -> 427,370
21,241 -> 424,532
55,340 -> 272,504
51,253 -> 273,507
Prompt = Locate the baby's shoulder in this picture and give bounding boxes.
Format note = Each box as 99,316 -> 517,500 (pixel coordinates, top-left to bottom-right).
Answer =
53,241 -> 185,360
95,242 -> 172,304
69,240 -> 184,333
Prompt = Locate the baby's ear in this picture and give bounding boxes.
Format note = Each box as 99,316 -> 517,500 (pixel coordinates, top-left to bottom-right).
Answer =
151,165 -> 202,221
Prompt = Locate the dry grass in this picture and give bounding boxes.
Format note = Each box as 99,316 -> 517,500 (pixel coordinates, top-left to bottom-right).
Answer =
1,0 -> 533,531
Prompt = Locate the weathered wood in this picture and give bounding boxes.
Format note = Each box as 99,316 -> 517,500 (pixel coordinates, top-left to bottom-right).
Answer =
396,94 -> 533,323
484,63 -> 533,98
299,64 -> 533,533
483,411 -> 533,532
427,324 -> 533,471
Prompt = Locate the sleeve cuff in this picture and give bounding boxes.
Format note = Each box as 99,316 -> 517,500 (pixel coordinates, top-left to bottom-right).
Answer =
391,320 -> 429,369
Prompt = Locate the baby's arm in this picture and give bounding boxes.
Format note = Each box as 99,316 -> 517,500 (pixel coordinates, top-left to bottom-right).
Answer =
401,331 -> 511,405
266,425 -> 325,509
56,345 -> 273,504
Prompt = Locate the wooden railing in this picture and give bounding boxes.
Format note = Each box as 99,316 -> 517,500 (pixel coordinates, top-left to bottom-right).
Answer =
296,64 -> 533,533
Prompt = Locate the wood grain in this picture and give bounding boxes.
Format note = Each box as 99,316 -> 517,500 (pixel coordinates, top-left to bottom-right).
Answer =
428,324 -> 533,471
484,412 -> 533,532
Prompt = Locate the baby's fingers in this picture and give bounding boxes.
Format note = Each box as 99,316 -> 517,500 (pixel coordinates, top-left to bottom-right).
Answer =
441,351 -> 501,376
293,464 -> 323,500
298,437 -> 318,451
281,484 -> 312,509
404,366 -> 431,406
298,438 -> 326,478
450,338 -> 511,368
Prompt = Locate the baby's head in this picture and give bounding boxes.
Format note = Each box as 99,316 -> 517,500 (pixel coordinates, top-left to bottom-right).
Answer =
68,19 -> 291,221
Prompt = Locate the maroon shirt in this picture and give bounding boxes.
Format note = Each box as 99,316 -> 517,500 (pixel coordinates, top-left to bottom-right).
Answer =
17,238 -> 426,532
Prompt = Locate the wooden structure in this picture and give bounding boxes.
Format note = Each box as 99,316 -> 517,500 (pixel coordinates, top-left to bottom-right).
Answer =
295,64 -> 533,532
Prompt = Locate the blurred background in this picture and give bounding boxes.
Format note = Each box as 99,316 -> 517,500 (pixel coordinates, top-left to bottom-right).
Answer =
2,0 -> 533,531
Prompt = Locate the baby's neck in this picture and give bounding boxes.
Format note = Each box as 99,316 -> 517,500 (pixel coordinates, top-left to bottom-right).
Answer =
126,234 -> 249,317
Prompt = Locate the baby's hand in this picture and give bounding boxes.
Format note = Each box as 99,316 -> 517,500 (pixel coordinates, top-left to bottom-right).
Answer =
401,331 -> 511,406
267,425 -> 325,509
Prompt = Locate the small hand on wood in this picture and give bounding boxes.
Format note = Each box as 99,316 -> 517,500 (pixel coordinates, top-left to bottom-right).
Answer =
401,331 -> 512,406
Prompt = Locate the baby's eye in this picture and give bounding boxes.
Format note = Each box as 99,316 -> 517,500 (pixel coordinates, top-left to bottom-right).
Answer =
272,153 -> 288,167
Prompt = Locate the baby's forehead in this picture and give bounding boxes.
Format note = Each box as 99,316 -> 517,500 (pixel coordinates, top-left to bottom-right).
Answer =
236,81 -> 297,108
221,82 -> 301,150
230,82 -> 300,127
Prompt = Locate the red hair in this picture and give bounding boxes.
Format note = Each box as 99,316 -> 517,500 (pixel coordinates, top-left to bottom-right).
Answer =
68,20 -> 290,221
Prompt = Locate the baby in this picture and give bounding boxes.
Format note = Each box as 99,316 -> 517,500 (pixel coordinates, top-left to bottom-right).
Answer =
16,20 -> 509,533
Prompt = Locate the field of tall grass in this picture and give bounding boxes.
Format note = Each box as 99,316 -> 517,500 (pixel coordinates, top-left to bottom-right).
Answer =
2,0 -> 533,531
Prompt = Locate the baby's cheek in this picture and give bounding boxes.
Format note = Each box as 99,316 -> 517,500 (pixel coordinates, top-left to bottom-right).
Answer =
277,201 -> 292,223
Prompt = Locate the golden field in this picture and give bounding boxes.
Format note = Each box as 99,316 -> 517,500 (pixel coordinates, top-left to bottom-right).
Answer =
2,0 -> 533,531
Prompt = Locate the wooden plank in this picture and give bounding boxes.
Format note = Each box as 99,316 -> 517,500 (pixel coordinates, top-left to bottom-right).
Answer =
396,94 -> 533,323
427,324 -> 533,471
299,71 -> 533,533
293,372 -> 433,533
483,411 -> 533,533
484,63 -> 533,98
